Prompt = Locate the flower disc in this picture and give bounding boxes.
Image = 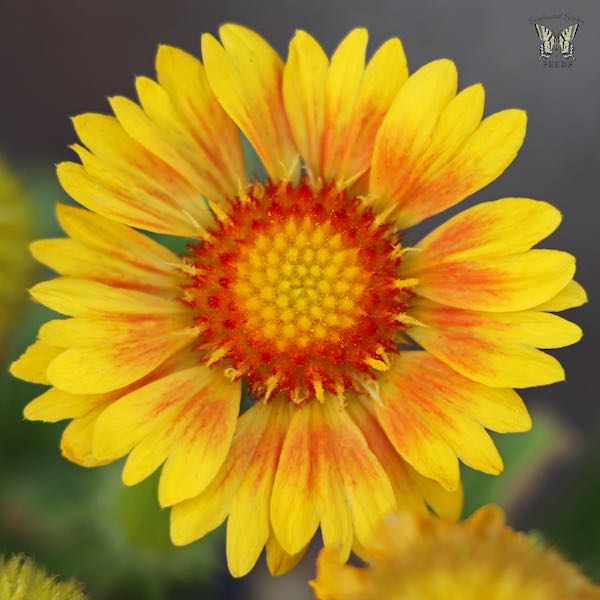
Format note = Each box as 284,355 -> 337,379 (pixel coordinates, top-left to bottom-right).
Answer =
186,181 -> 410,403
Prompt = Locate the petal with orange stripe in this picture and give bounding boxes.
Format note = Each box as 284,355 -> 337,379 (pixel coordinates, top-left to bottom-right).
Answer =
321,28 -> 368,182
44,314 -> 194,395
92,365 -> 240,508
408,299 -> 579,387
332,36 -> 408,186
349,394 -> 463,521
374,363 -> 460,490
59,112 -> 214,236
30,277 -> 184,319
391,108 -> 527,229
346,395 -> 428,514
157,371 -> 241,506
226,400 -> 292,577
410,249 -> 575,312
31,205 -> 182,295
369,59 -> 527,228
271,399 -> 395,556
403,198 -> 562,272
155,45 -> 247,198
202,24 -> 298,182
283,30 -> 328,183
369,59 -> 457,217
270,401 -> 320,556
170,400 -> 274,545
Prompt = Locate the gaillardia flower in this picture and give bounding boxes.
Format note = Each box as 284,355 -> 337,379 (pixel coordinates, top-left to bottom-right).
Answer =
0,157 -> 32,349
311,506 -> 600,600
11,25 -> 584,576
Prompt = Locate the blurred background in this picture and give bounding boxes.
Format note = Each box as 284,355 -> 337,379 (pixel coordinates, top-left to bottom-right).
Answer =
0,0 -> 599,598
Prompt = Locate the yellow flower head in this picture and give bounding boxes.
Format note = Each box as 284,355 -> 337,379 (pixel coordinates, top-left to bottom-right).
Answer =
0,554 -> 86,600
311,506 -> 600,600
0,158 -> 32,345
11,25 -> 584,577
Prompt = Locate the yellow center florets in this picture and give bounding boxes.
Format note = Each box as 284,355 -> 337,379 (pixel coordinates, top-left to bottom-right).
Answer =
232,217 -> 368,351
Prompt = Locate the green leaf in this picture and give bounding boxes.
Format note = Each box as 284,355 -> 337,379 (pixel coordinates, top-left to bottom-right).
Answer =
461,410 -> 568,517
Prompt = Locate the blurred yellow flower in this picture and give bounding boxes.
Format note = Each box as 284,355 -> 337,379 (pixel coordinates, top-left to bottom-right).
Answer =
312,506 -> 600,600
0,554 -> 86,600
10,24 -> 584,576
0,158 -> 32,347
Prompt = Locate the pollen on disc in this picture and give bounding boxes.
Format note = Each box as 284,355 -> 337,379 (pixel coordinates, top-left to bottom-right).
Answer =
184,182 -> 412,403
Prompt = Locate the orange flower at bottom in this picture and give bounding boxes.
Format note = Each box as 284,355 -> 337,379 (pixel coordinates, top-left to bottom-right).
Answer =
311,506 -> 600,600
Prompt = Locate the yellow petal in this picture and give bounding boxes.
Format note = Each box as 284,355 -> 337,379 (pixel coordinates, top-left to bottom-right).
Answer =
424,83 -> 485,169
403,198 -> 562,274
270,401 -> 321,555
30,277 -> 184,318
63,112 -> 213,236
45,317 -> 194,394
409,299 -> 567,388
375,362 -> 460,490
122,423 -> 176,486
321,28 -> 368,182
134,75 -> 241,205
411,249 -> 576,312
31,238 -> 179,295
29,203 -> 181,295
317,426 -> 354,561
226,400 -> 291,577
276,399 -> 394,558
158,366 -> 242,506
393,109 -> 527,229
265,533 -> 307,576
334,36 -> 408,185
322,400 -> 396,549
202,24 -> 298,181
10,339 -> 63,384
535,280 -> 588,312
155,45 -> 247,198
99,366 -> 240,506
346,396 -> 426,514
61,406 -> 112,467
170,401 -> 272,545
412,469 -> 464,521
109,95 -> 208,194
418,391 -> 504,476
283,30 -> 328,182
369,59 -> 457,216
24,387 -> 110,422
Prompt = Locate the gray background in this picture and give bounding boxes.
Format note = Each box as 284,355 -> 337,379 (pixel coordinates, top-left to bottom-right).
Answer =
0,1 -> 598,597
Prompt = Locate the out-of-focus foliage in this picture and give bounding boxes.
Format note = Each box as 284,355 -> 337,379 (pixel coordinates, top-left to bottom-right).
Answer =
539,435 -> 600,581
0,157 -> 33,349
461,412 -> 569,517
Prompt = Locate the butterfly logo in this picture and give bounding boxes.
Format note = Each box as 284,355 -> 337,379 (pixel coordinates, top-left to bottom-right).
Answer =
535,23 -> 579,59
